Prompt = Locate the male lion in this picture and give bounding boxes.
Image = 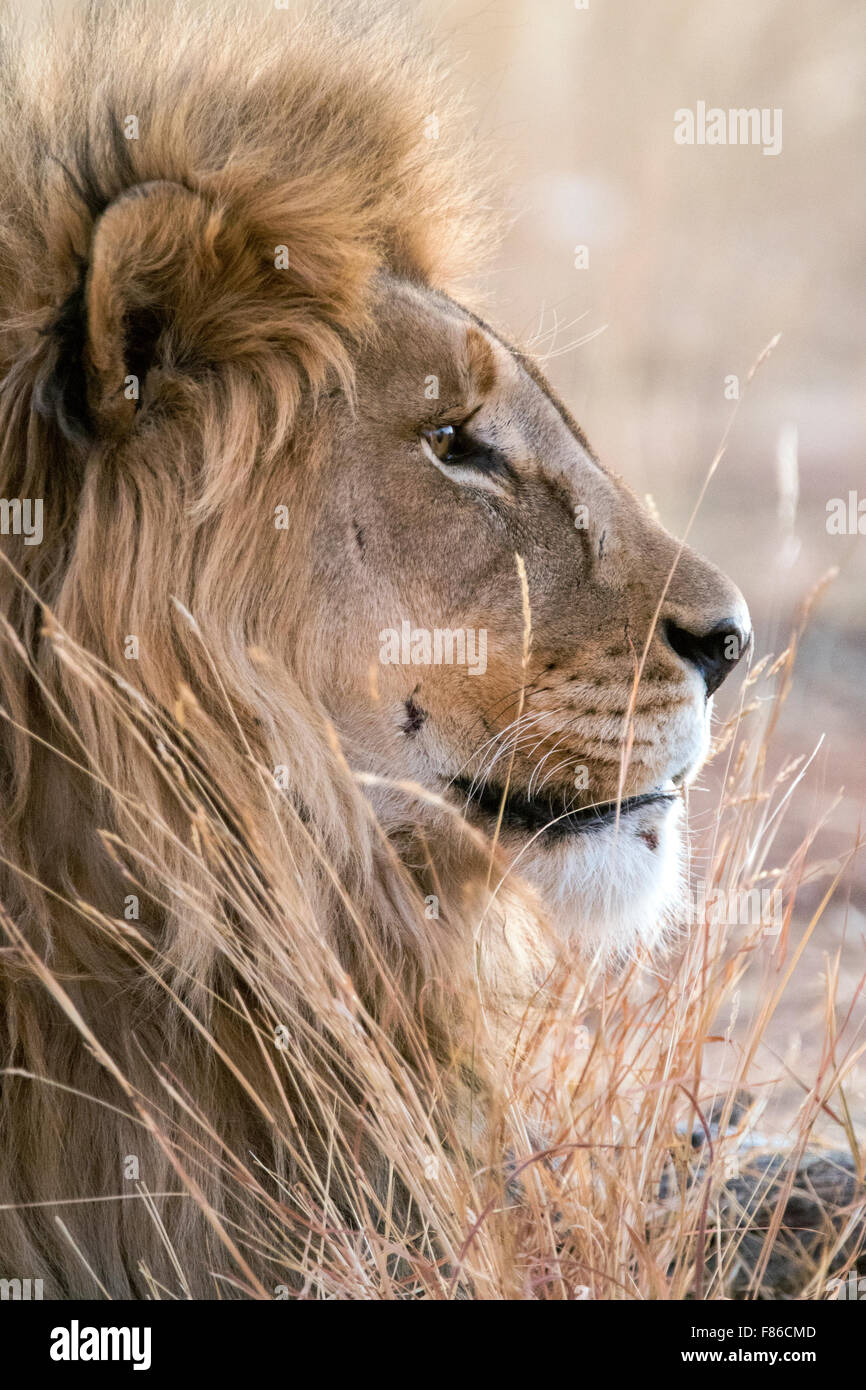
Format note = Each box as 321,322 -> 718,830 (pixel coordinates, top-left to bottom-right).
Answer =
0,1 -> 750,1296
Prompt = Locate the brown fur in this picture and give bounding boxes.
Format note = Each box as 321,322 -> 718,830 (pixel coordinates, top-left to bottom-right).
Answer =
0,0 -> 748,1297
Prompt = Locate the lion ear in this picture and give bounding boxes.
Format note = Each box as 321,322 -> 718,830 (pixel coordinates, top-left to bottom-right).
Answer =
41,181 -> 222,441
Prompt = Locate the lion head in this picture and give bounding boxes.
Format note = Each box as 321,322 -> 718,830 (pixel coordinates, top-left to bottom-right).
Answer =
0,1 -> 750,1295
317,273 -> 751,957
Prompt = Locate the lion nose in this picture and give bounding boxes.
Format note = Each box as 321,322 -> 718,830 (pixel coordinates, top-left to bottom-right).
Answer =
663,618 -> 751,697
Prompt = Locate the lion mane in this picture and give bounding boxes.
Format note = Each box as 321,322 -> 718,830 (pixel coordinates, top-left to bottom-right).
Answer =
0,0 -> 548,1297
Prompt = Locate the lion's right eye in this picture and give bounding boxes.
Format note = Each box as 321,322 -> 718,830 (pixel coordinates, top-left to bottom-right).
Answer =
420,418 -> 512,490
423,424 -> 461,462
421,422 -> 487,468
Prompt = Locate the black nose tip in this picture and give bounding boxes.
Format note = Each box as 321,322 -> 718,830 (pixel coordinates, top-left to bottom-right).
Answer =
664,619 -> 751,697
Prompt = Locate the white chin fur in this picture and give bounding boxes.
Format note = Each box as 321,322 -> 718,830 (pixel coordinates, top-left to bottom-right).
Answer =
516,798 -> 685,961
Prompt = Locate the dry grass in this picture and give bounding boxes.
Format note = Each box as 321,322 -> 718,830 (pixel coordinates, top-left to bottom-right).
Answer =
1,568 -> 862,1301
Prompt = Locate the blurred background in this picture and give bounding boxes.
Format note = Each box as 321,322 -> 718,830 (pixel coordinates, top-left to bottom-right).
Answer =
421,0 -> 866,1135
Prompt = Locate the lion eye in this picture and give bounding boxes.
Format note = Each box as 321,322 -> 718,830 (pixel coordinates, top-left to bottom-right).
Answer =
420,416 -> 506,485
424,424 -> 459,461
